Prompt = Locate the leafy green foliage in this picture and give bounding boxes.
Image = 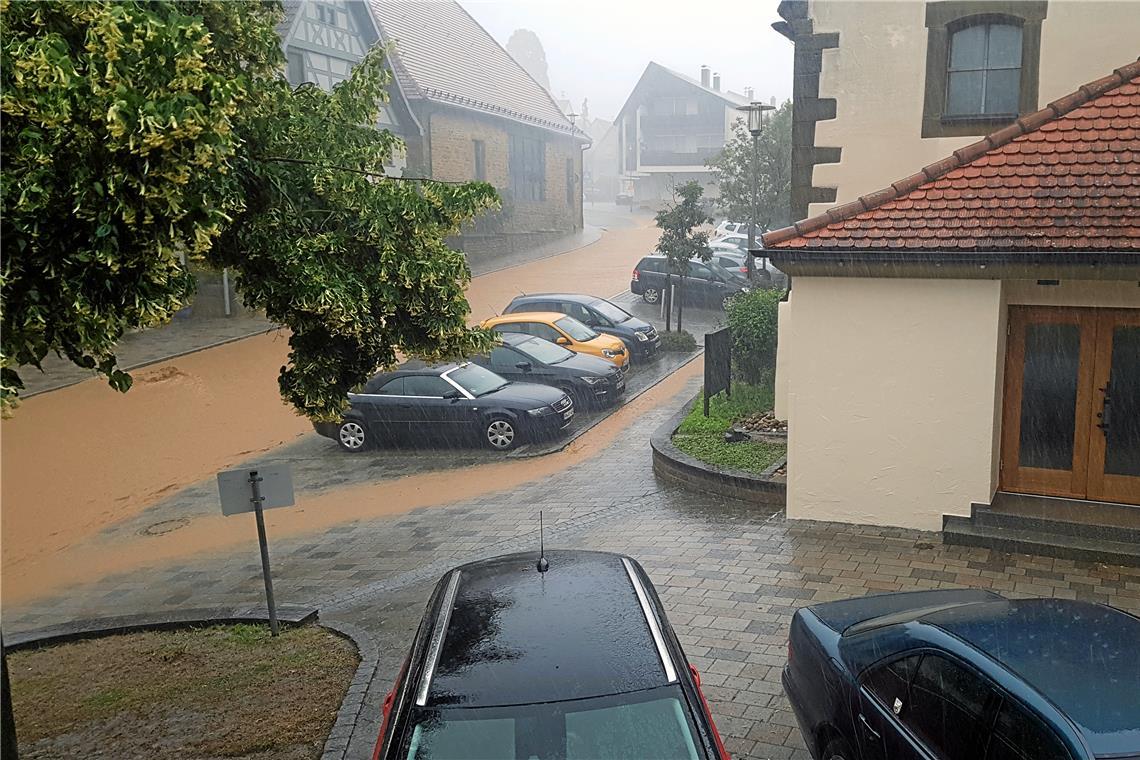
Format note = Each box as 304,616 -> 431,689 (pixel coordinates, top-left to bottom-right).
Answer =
672,385 -> 782,475
676,383 -> 775,434
705,102 -> 792,232
724,288 -> 781,386
658,330 -> 697,353
1,1 -> 499,420
653,181 -> 711,330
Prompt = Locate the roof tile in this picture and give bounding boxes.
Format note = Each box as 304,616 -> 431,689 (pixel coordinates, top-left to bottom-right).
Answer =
763,59 -> 1140,253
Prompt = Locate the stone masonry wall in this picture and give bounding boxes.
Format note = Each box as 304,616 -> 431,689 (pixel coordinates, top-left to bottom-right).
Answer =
427,107 -> 581,237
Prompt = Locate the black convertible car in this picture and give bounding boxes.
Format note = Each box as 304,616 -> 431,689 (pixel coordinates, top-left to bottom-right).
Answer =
371,550 -> 730,760
469,331 -> 625,409
316,362 -> 573,452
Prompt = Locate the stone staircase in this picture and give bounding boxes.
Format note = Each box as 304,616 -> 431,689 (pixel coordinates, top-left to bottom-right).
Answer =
943,491 -> 1140,567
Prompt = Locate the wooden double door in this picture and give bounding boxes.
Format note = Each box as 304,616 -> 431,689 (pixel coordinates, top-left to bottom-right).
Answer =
1001,307 -> 1140,504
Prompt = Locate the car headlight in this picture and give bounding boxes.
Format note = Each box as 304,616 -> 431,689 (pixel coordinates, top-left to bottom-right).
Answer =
602,349 -> 618,358
527,406 -> 553,417
740,287 -> 752,293
634,332 -> 649,342
580,375 -> 606,385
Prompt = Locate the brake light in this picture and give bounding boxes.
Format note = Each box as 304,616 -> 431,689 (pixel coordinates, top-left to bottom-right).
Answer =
632,268 -> 640,282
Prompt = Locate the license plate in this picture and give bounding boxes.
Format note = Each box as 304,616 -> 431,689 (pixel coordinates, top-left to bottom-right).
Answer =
562,410 -> 573,421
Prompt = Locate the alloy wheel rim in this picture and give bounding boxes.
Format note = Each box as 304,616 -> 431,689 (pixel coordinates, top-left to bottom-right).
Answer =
487,420 -> 515,448
340,422 -> 366,449
644,288 -> 659,303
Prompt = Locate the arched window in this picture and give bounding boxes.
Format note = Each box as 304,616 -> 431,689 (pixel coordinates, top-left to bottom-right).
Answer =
946,21 -> 1023,117
921,2 -> 1046,138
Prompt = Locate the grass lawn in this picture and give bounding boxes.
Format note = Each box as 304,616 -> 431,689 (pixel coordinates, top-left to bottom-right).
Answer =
672,383 -> 786,475
9,623 -> 359,759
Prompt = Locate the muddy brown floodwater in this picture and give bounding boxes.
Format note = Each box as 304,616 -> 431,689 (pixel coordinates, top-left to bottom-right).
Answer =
1,221 -> 664,603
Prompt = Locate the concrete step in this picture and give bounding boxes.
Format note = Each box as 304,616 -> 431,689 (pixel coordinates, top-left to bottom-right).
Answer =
988,492 -> 1140,531
943,515 -> 1140,567
969,506 -> 1140,545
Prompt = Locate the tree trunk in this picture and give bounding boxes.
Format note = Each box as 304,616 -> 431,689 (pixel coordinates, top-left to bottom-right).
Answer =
677,274 -> 685,333
2,636 -> 17,760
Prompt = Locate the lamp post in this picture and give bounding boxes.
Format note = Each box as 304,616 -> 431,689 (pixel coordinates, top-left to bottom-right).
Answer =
736,102 -> 775,280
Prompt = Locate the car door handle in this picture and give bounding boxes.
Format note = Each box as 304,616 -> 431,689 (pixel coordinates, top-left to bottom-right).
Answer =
858,713 -> 881,740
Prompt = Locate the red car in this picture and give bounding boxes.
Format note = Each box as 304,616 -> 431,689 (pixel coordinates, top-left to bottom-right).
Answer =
373,550 -> 730,759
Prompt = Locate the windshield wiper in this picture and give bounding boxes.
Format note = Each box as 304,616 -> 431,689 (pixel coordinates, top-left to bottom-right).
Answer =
478,383 -> 509,397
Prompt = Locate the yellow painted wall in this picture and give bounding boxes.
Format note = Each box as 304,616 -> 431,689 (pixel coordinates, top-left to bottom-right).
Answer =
806,0 -> 1140,216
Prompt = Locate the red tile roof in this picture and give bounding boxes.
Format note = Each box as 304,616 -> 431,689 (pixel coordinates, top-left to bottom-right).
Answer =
764,60 -> 1140,253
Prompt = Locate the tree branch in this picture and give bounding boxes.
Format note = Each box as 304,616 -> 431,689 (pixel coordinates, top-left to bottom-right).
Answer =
257,156 -> 472,184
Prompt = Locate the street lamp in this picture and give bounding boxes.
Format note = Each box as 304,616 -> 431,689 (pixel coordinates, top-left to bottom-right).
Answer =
736,101 -> 775,280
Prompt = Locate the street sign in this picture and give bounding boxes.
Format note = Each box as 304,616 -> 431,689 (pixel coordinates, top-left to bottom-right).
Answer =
218,463 -> 294,516
217,463 -> 294,636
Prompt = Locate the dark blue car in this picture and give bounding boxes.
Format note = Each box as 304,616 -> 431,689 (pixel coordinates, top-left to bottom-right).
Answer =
782,589 -> 1140,760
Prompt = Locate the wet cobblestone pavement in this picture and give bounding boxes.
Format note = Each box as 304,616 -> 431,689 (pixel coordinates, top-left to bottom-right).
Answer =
6,373 -> 1140,760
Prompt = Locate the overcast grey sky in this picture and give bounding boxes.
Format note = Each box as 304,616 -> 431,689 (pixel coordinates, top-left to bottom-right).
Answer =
460,0 -> 794,122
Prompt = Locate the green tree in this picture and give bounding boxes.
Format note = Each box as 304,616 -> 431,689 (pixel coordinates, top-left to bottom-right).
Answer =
1,0 -> 499,420
654,181 -> 711,333
705,101 -> 792,233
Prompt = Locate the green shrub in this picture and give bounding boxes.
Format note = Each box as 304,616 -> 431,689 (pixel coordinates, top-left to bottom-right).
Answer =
725,288 -> 781,386
658,330 -> 697,352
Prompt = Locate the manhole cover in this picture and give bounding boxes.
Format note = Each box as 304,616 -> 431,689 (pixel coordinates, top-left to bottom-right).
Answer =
140,518 -> 189,536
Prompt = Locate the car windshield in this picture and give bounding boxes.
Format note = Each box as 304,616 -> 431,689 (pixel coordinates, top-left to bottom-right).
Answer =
404,686 -> 704,760
516,336 -> 574,365
588,299 -> 632,324
445,364 -> 508,397
554,316 -> 598,341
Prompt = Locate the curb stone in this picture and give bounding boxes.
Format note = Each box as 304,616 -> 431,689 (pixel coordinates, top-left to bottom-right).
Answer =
4,604 -> 318,650
650,392 -> 787,505
319,619 -> 381,760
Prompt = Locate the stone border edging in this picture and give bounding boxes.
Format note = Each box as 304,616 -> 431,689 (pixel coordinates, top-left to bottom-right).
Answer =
317,618 -> 381,760
651,394 -> 787,505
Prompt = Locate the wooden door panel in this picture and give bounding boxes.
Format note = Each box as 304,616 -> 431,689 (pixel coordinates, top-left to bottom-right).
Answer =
1086,309 -> 1140,505
1000,307 -> 1097,498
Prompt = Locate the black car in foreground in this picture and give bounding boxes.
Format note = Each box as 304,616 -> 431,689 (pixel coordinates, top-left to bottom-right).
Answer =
504,293 -> 661,361
631,254 -> 750,308
470,331 -> 625,409
783,589 -> 1140,760
372,550 -> 730,760
315,362 -> 573,452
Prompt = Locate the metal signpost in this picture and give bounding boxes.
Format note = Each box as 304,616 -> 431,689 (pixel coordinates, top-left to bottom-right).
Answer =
217,463 -> 295,636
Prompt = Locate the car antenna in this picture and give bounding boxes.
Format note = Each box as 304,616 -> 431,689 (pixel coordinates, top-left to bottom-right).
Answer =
537,511 -> 549,573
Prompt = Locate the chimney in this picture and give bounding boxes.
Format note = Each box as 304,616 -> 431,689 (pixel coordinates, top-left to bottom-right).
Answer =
700,65 -> 710,88
712,72 -> 721,91
770,95 -> 776,106
744,86 -> 754,100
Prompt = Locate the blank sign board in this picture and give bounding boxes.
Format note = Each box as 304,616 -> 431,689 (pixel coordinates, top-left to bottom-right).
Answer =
217,463 -> 296,516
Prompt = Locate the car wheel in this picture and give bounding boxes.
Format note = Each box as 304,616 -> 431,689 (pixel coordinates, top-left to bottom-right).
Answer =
641,287 -> 660,304
822,738 -> 855,760
484,416 -> 518,451
337,419 -> 369,452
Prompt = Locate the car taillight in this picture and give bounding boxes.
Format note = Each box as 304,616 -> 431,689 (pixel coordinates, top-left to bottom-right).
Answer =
632,268 -> 640,282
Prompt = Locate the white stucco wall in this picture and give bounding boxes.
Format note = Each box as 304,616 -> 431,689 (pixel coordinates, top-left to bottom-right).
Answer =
806,1 -> 1140,216
780,277 -> 1005,531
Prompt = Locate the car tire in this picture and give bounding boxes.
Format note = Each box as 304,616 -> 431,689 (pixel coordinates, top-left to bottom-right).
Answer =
483,416 -> 518,451
822,737 -> 855,760
337,419 -> 369,452
641,287 -> 660,304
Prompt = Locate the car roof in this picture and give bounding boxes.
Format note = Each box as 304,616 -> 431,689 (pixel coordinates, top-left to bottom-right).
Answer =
423,550 -> 670,708
361,363 -> 461,389
922,598 -> 1140,756
485,311 -> 568,324
511,293 -> 604,306
496,331 -> 534,346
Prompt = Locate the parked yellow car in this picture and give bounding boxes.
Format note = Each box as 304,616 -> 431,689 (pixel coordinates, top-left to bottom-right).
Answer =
481,312 -> 630,372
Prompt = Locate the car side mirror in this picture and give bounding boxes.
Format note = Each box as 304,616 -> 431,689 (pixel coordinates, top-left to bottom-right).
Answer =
556,337 -> 570,346
443,389 -> 461,400
515,361 -> 532,372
